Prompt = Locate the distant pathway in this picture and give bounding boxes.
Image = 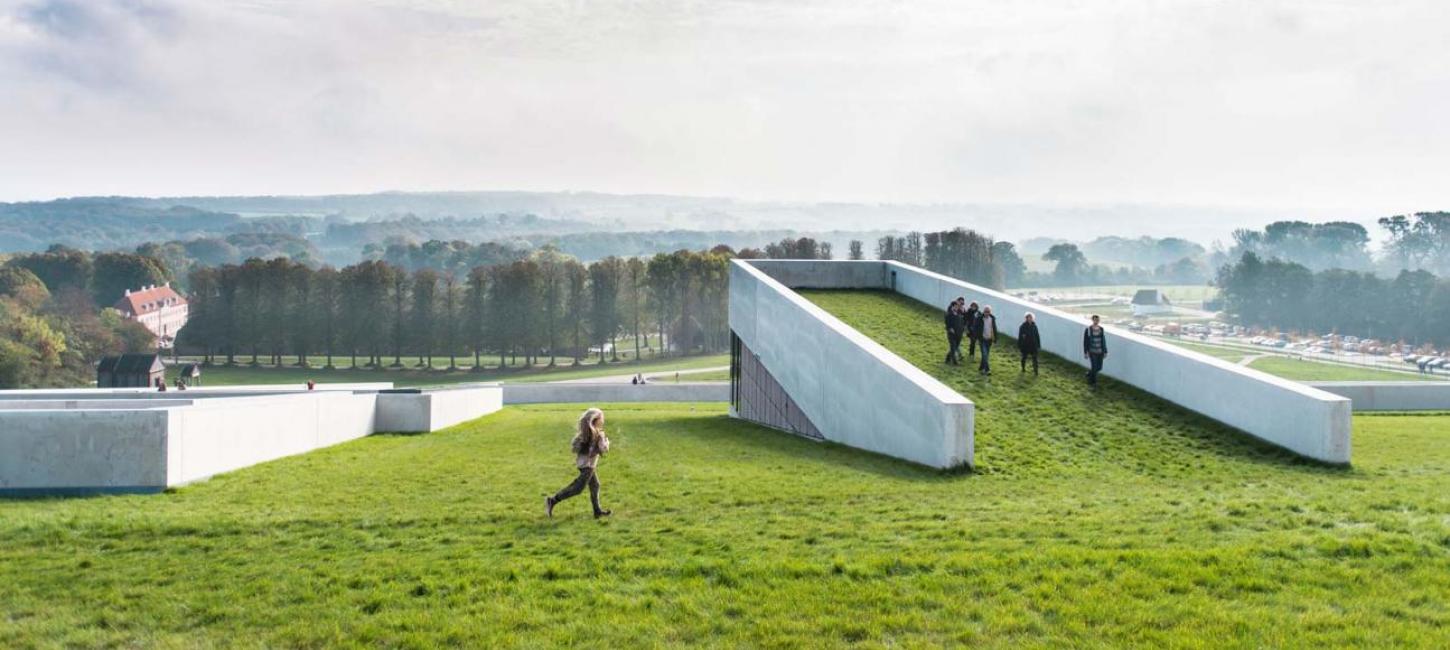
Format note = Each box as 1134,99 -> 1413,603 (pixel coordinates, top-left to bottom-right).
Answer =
549,366 -> 729,384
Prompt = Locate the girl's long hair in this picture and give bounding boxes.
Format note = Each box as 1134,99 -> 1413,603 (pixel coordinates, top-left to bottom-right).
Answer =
571,407 -> 604,456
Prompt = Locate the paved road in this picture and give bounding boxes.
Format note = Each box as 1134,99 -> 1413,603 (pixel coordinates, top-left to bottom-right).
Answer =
549,366 -> 729,384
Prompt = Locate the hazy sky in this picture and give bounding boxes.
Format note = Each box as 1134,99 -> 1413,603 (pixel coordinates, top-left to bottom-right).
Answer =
1,0 -> 1446,212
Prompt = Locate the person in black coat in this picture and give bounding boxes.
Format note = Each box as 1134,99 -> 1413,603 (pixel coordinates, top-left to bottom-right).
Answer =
1083,314 -> 1108,385
1017,312 -> 1041,374
943,298 -> 966,364
972,305 -> 999,375
963,301 -> 981,358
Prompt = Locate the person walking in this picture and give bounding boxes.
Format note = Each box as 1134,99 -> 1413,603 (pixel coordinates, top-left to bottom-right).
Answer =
944,298 -> 966,365
975,305 -> 999,375
546,407 -> 613,518
1083,314 -> 1108,385
1018,312 -> 1041,374
964,301 -> 981,358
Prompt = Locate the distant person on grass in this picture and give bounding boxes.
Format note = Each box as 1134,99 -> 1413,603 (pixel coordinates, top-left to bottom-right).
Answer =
944,297 -> 966,365
964,301 -> 982,358
1018,312 -> 1041,374
1083,314 -> 1108,386
974,305 -> 998,375
546,407 -> 612,519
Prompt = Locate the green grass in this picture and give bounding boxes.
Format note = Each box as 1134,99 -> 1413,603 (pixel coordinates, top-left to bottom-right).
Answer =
1168,340 -> 1251,362
1247,355 -> 1448,383
3,402 -> 1448,646
3,290 -> 1448,646
185,354 -> 730,387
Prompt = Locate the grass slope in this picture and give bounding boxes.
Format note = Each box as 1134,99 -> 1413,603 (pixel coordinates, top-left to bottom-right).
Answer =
187,354 -> 729,388
3,404 -> 1448,646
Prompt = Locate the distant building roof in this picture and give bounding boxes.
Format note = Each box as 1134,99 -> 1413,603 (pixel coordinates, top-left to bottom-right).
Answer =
177,363 -> 202,378
97,353 -> 164,375
113,283 -> 186,317
1132,289 -> 1171,306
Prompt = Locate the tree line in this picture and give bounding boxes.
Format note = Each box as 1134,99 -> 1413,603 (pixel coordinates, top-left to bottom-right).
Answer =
179,248 -> 733,368
1217,252 -> 1450,347
874,228 -> 1019,289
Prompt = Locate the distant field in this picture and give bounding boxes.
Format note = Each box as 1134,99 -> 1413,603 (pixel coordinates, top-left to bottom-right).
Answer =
1247,356 -> 1449,383
185,354 -> 730,387
1042,284 -> 1221,302
1168,340 -> 1251,362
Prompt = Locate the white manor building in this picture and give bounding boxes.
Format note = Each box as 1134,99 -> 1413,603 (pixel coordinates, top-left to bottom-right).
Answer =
113,283 -> 189,347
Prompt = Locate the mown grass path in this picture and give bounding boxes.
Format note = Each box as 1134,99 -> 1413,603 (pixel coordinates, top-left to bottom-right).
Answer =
2,312 -> 1449,645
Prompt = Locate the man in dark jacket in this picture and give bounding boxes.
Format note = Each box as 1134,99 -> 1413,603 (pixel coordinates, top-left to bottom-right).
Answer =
963,301 -> 981,358
943,298 -> 966,364
1083,314 -> 1108,385
1017,312 -> 1041,374
973,305 -> 999,375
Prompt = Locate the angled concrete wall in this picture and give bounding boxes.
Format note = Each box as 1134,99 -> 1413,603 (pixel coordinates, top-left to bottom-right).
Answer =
745,260 -> 1352,464
502,383 -> 728,405
0,410 -> 170,493
1308,382 -> 1450,412
730,260 -> 974,469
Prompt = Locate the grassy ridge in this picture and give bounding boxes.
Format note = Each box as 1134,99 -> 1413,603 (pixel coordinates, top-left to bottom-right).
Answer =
1247,355 -> 1448,382
799,289 -> 1303,476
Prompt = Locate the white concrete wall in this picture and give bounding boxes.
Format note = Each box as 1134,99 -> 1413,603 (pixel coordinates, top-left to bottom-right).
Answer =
731,260 -> 974,469
747,260 -> 1352,463
501,382 -> 729,404
375,384 -> 504,431
165,392 -> 379,485
1308,382 -> 1450,412
0,383 -> 501,494
0,409 -> 170,493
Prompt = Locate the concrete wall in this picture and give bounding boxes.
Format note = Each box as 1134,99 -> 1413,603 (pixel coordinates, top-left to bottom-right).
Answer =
375,384 -> 504,431
731,260 -> 974,469
1,383 -> 505,495
501,382 -> 729,404
165,391 -> 379,485
747,260 -> 1352,464
0,409 -> 170,493
1308,382 -> 1450,412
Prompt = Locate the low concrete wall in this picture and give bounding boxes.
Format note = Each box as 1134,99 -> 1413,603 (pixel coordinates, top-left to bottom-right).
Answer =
746,260 -> 1351,463
1307,382 -> 1450,412
502,382 -> 729,404
375,384 -> 504,431
0,383 -> 504,495
165,391 -> 379,485
731,260 -> 974,469
0,409 -> 170,493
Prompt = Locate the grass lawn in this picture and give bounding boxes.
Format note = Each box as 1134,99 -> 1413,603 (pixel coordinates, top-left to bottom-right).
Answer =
1247,355 -> 1449,383
4,401 -> 1449,646
185,354 -> 730,387
1167,340 -> 1250,363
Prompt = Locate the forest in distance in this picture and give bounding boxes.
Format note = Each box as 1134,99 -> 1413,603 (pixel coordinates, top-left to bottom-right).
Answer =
2,189 -> 1450,388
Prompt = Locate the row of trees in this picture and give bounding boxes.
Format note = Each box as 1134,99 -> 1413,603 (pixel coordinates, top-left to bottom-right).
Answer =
179,248 -> 733,368
874,229 -> 1020,289
1217,252 -> 1450,346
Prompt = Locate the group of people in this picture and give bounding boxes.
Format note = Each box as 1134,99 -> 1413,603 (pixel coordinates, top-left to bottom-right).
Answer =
944,297 -> 1110,385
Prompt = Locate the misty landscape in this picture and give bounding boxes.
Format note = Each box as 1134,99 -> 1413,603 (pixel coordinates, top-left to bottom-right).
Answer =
2,1 -> 1448,647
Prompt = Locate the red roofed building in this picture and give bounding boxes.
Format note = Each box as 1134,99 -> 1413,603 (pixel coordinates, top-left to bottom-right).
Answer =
113,283 -> 189,347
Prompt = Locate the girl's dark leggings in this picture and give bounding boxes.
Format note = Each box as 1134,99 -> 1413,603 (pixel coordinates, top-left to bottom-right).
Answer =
553,467 -> 603,512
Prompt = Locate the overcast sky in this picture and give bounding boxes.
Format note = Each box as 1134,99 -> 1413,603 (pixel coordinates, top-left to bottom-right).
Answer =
1,0 -> 1446,213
